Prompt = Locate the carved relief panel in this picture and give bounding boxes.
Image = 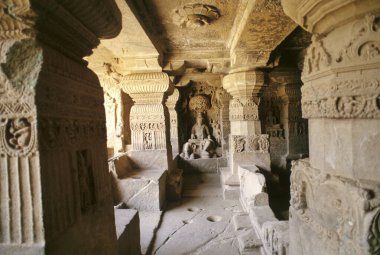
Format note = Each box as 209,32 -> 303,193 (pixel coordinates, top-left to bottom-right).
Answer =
177,79 -> 229,157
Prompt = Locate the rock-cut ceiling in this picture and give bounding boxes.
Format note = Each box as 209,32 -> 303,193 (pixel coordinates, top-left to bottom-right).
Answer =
88,0 -> 311,75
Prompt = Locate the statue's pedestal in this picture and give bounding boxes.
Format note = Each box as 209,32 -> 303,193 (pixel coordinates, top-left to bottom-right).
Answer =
113,169 -> 168,211
178,156 -> 227,174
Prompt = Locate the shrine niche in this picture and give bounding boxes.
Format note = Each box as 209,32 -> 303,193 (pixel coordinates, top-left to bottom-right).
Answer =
177,78 -> 228,160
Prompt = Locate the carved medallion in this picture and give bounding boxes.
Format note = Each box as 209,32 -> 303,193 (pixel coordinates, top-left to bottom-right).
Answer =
172,3 -> 220,29
0,117 -> 35,157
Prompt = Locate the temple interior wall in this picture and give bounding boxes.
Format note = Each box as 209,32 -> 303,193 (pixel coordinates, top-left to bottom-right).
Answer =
0,0 -> 378,254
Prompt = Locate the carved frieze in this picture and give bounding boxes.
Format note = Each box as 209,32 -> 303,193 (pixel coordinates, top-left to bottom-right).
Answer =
336,15 -> 380,65
229,97 -> 259,121
231,134 -> 269,153
302,78 -> 380,118
130,103 -> 167,151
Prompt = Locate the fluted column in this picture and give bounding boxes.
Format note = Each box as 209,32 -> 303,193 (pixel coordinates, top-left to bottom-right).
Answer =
282,0 -> 380,254
0,1 -> 121,254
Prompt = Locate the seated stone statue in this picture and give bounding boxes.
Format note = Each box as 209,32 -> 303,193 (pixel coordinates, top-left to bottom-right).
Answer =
181,113 -> 215,159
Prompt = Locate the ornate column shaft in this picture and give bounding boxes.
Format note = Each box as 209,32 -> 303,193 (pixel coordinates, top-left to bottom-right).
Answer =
99,74 -> 125,155
221,70 -> 270,198
122,72 -> 173,172
223,70 -> 264,136
269,68 -> 308,170
282,1 -> 380,254
0,1 -> 121,254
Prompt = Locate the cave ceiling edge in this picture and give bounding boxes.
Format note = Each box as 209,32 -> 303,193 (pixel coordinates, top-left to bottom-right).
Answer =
88,0 -> 311,85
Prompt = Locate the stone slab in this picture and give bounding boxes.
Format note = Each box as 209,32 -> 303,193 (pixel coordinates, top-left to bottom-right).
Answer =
114,209 -> 142,255
179,157 -> 227,174
239,165 -> 268,211
232,213 -> 252,231
249,206 -> 278,235
127,150 -> 171,171
237,229 -> 262,253
139,211 -> 163,255
114,169 -> 167,211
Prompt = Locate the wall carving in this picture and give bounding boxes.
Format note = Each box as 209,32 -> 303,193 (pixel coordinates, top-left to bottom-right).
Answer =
302,78 -> 380,118
130,105 -> 167,151
98,65 -> 128,153
177,79 -> 227,156
262,221 -> 289,255
172,3 -> 220,29
290,159 -> 380,254
0,117 -> 36,157
232,134 -> 269,153
229,97 -> 259,121
303,36 -> 331,75
336,15 -> 380,64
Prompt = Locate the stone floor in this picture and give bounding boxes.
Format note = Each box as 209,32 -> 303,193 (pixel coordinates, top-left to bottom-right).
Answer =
138,173 -> 261,255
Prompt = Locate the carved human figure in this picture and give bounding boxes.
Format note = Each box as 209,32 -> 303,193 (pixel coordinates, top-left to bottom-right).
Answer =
191,113 -> 211,139
211,120 -> 222,146
181,113 -> 215,159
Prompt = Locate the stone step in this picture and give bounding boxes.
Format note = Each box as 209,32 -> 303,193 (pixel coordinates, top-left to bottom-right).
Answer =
232,213 -> 252,231
237,229 -> 263,254
220,167 -> 240,200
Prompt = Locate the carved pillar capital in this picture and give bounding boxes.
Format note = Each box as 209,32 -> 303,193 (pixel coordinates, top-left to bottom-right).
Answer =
281,0 -> 380,35
122,72 -> 171,104
223,70 -> 265,97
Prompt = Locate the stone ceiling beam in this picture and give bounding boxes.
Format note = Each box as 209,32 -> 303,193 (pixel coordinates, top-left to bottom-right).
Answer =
228,0 -> 298,71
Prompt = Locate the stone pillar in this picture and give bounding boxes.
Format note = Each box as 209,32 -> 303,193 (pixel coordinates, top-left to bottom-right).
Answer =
269,68 -> 308,171
218,88 -> 232,155
99,74 -> 125,156
220,70 -> 270,199
281,1 -> 380,254
122,72 -> 173,172
0,1 -> 121,255
166,88 -> 180,156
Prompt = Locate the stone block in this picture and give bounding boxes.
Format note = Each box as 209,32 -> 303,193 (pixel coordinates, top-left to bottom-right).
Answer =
115,209 -> 142,255
237,229 -> 262,254
113,169 -> 167,211
249,206 -> 278,235
166,168 -> 184,201
127,150 -> 171,171
220,167 -> 240,200
230,151 -> 271,174
232,213 -> 252,231
179,157 -> 226,174
262,221 -> 289,255
239,165 -> 268,212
